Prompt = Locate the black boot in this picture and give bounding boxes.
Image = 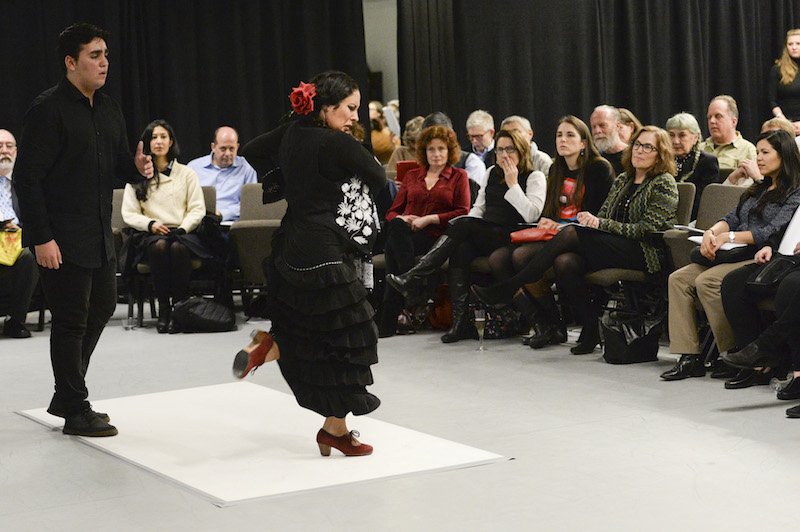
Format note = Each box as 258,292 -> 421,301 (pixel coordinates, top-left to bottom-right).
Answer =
387,235 -> 455,299
441,268 -> 478,343
528,292 -> 567,350
378,291 -> 403,338
513,291 -> 538,343
156,299 -> 171,334
660,355 -> 706,380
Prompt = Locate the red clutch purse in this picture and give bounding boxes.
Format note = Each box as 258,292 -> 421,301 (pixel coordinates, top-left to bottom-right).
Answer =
509,227 -> 559,243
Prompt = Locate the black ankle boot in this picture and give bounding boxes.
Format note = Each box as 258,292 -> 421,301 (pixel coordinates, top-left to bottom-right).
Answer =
441,268 -> 478,343
527,292 -> 567,350
156,299 -> 171,334
660,355 -> 706,380
387,235 -> 455,299
571,320 -> 600,354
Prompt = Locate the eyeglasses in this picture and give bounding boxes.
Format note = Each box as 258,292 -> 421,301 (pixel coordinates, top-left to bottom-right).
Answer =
632,141 -> 657,153
495,146 -> 517,154
467,132 -> 489,140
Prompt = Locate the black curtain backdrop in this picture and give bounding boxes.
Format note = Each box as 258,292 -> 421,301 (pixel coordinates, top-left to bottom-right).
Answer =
0,0 -> 370,168
399,0 -> 800,156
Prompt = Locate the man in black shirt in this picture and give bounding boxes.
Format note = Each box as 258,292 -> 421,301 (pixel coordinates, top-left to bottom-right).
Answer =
14,23 -> 153,437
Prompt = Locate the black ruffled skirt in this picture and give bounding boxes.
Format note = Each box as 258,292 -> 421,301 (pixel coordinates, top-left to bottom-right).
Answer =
266,248 -> 380,418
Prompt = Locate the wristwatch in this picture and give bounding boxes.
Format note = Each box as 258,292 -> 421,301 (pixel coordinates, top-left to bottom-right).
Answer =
728,231 -> 735,243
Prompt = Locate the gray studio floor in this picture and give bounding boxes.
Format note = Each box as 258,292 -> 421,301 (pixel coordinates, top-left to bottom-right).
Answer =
2,304 -> 799,531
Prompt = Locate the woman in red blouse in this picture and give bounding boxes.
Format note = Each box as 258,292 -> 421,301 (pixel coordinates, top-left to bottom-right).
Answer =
378,126 -> 471,337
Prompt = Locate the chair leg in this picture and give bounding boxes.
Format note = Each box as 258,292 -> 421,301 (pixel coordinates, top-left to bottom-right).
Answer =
37,307 -> 45,331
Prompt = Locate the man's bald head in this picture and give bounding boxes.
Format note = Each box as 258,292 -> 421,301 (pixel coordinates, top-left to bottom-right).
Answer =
211,126 -> 239,168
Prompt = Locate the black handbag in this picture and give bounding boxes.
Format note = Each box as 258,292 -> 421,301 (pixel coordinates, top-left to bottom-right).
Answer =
170,296 -> 237,333
690,244 -> 756,267
746,255 -> 800,296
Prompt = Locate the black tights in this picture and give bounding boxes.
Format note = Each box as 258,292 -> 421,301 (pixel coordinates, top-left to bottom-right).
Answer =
147,239 -> 192,304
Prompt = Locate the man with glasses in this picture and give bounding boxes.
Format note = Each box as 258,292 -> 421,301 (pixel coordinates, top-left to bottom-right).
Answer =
0,129 -> 38,338
465,110 -> 496,166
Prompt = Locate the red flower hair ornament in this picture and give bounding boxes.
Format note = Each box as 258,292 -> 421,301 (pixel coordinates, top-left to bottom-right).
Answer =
289,82 -> 316,115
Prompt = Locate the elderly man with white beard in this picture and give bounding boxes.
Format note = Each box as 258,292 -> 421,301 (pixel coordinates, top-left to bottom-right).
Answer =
0,129 -> 38,338
590,105 -> 628,176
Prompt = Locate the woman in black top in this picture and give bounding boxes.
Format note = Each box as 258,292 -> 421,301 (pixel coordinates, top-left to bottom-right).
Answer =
665,113 -> 720,220
233,71 -> 386,457
769,29 -> 800,130
388,129 -> 546,343
493,116 -> 613,348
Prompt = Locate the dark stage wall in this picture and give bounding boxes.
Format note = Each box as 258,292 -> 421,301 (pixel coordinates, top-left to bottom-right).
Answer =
4,1 -> 800,167
399,0 -> 800,155
0,0 -> 370,166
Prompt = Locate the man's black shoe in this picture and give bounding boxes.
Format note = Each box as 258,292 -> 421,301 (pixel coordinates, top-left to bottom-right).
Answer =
48,404 -> 110,423
63,409 -> 118,437
3,317 -> 31,338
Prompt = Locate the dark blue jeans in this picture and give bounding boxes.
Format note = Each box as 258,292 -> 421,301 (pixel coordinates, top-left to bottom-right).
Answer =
39,259 -> 116,415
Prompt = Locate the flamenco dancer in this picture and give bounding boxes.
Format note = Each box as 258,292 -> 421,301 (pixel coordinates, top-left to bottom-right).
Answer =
232,71 -> 386,456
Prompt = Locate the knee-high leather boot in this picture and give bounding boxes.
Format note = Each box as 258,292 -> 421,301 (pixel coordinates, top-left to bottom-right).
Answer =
387,235 -> 455,299
441,267 -> 478,343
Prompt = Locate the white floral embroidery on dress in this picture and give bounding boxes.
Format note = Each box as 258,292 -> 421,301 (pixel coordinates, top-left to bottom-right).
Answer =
335,177 -> 378,246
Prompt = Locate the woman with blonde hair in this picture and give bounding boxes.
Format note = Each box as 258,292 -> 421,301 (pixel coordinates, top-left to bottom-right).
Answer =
473,126 -> 678,354
769,29 -> 800,134
618,108 -> 644,145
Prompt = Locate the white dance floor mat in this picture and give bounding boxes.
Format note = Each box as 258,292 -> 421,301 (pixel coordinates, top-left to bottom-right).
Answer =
18,382 -> 506,506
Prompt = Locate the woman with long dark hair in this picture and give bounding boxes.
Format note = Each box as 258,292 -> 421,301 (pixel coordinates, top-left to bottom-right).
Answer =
232,72 -> 386,456
121,120 -> 209,333
473,126 -> 679,355
664,130 -> 800,383
490,116 -> 613,348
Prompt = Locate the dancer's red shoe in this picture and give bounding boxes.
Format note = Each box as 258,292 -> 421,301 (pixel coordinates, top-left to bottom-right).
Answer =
232,330 -> 278,379
316,429 -> 373,456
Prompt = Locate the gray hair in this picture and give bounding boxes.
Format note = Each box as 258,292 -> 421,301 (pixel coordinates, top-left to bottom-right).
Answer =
500,115 -> 532,134
422,112 -> 453,130
710,95 -> 739,120
402,116 -> 425,145
466,109 -> 494,131
665,112 -> 701,136
593,105 -> 621,123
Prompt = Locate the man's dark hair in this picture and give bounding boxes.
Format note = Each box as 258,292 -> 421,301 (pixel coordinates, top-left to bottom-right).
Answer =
58,23 -> 110,69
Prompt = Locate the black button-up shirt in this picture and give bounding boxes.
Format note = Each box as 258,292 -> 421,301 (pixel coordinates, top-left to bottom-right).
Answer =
14,77 -> 145,268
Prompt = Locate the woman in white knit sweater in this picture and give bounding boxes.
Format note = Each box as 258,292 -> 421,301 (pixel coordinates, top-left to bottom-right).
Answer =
121,120 -> 210,332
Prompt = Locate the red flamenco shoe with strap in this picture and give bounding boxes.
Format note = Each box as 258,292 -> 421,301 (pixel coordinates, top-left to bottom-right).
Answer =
232,330 -> 279,379
316,429 -> 373,456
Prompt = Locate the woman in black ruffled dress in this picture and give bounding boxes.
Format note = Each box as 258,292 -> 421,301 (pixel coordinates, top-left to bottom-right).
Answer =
231,71 -> 386,457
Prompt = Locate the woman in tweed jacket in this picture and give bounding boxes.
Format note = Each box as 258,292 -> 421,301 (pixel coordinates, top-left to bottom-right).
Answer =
473,126 -> 678,354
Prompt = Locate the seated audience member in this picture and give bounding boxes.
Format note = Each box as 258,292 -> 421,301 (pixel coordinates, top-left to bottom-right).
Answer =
698,95 -> 757,173
122,120 -> 210,333
662,130 -> 800,383
472,126 -> 678,355
666,112 -> 721,219
386,99 -> 400,122
421,112 -> 486,188
187,126 -> 257,223
500,115 -> 553,177
369,100 -> 400,164
724,117 -> 800,188
721,208 -> 800,407
590,105 -> 629,176
387,129 -> 546,343
618,108 -> 644,145
378,126 -> 471,337
386,116 -> 424,181
492,116 -> 613,349
761,116 -> 800,152
465,109 -> 496,166
0,129 -> 37,338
